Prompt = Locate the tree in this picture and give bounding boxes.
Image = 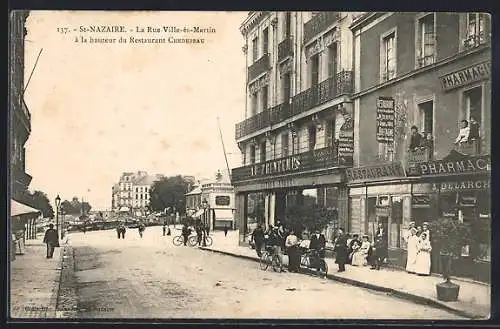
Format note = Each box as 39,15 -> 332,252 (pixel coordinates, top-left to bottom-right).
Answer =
149,175 -> 191,215
284,203 -> 330,236
19,190 -> 54,219
61,197 -> 92,215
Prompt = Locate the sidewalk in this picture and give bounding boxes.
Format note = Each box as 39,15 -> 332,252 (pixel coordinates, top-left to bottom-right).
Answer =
9,236 -> 65,319
200,230 -> 490,320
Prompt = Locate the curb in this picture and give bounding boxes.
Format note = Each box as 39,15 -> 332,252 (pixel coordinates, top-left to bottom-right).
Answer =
46,245 -> 65,318
199,247 -> 486,320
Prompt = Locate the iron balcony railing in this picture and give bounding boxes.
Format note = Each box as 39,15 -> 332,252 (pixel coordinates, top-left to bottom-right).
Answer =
407,147 -> 433,164
248,53 -> 270,82
232,145 -> 340,183
278,36 -> 294,62
236,70 -> 353,140
303,12 -> 340,44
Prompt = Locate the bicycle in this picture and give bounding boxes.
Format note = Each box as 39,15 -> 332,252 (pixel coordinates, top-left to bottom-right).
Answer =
259,245 -> 283,272
172,235 -> 186,246
188,234 -> 213,247
300,247 -> 328,277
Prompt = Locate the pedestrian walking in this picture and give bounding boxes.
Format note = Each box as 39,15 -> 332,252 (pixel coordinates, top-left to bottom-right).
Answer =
310,229 -> 327,273
138,223 -> 145,238
116,225 -> 122,239
333,228 -> 348,272
166,226 -> 171,236
224,224 -> 229,237
43,224 -> 59,259
163,224 -> 166,236
182,224 -> 190,246
285,229 -> 300,272
371,235 -> 386,270
251,224 -> 265,257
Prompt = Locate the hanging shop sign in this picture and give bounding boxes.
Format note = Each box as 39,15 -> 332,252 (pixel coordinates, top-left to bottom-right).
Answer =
346,162 -> 406,184
376,97 -> 395,143
375,205 -> 390,217
408,155 -> 490,177
412,195 -> 431,208
439,61 -> 491,92
337,116 -> 354,166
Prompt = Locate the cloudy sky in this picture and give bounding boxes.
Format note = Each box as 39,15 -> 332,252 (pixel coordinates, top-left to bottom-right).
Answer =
23,11 -> 248,210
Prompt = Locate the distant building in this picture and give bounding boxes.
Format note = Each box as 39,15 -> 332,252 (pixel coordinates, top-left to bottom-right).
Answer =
111,171 -> 163,215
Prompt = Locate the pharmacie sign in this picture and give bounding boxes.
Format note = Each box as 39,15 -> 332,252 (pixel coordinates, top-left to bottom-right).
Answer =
408,155 -> 490,177
346,162 -> 406,183
439,61 -> 491,91
433,179 -> 491,192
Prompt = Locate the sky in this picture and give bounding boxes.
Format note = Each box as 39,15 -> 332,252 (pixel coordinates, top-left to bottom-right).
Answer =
23,11 -> 248,210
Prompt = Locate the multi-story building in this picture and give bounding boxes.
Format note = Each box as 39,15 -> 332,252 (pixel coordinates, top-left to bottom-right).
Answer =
10,10 -> 31,201
111,171 -> 164,215
347,12 -> 491,282
233,12 -> 359,243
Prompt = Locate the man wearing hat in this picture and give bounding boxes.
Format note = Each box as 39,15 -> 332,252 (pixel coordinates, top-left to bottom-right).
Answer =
43,224 -> 59,259
333,228 -> 348,272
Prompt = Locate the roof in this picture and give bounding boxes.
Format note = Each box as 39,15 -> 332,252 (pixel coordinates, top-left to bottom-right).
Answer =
11,199 -> 41,217
185,185 -> 202,196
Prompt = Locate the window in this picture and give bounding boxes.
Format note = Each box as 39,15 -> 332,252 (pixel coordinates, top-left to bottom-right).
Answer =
328,43 -> 337,78
281,73 -> 291,103
325,119 -> 335,147
250,145 -> 256,164
281,133 -> 289,157
292,131 -> 299,154
136,187 -> 139,192
418,100 -> 434,136
391,196 -> 403,248
262,86 -> 268,111
284,12 -> 291,38
381,31 -> 396,81
465,13 -> 488,47
251,93 -> 258,116
263,27 -> 269,55
252,36 -> 259,62
310,54 -> 320,87
308,125 -> 317,151
464,87 -> 482,126
416,14 -> 435,67
260,141 -> 267,163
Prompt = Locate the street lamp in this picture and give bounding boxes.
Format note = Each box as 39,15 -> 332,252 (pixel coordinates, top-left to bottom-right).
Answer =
55,195 -> 61,237
60,205 -> 65,240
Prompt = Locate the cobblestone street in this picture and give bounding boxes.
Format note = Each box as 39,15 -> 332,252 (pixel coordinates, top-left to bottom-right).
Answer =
61,227 -> 464,319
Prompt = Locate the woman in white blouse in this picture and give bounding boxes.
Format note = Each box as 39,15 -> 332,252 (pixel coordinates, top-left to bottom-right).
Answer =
414,232 -> 432,276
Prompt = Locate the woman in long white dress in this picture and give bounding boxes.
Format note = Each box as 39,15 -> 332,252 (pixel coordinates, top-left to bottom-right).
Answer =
352,235 -> 371,266
405,228 -> 418,273
414,232 -> 432,275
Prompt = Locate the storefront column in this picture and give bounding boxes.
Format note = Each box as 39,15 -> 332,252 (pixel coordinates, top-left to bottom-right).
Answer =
360,195 -> 367,235
269,192 -> 276,227
338,187 -> 349,230
264,193 -> 270,228
235,192 -> 247,245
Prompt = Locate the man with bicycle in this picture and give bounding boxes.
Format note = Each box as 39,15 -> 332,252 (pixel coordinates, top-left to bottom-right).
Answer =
309,229 -> 327,275
266,226 -> 284,272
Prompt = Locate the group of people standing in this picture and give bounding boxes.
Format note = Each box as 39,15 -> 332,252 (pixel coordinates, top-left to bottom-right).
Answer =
404,221 -> 432,276
116,222 -> 146,239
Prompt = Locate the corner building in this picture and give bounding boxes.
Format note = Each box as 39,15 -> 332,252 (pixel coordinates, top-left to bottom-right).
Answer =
233,12 -> 361,244
349,12 -> 491,282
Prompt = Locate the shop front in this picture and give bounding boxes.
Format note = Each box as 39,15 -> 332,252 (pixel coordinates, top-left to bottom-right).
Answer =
406,151 -> 491,282
233,146 -> 350,246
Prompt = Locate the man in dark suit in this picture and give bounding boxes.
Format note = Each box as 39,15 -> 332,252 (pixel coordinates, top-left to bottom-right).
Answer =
43,224 -> 59,259
334,228 -> 348,272
309,229 -> 327,274
374,222 -> 388,263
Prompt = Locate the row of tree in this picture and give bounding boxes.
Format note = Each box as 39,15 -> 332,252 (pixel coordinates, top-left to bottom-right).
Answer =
148,175 -> 192,214
17,191 -> 92,219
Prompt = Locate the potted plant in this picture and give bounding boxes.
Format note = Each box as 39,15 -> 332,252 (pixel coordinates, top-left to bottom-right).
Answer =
428,217 -> 473,302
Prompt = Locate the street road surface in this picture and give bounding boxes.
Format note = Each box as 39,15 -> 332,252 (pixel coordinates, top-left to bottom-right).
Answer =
65,227 -> 463,319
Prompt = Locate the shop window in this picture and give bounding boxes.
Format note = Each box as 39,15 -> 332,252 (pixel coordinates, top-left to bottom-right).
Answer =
281,133 -> 289,157
380,29 -> 397,82
263,27 -> 269,55
308,125 -> 317,151
252,36 -> 259,62
246,192 -> 266,232
416,13 -> 436,68
310,54 -> 319,87
391,196 -> 403,248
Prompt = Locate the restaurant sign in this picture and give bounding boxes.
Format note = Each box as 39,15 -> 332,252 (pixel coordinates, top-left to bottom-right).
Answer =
407,155 -> 490,177
439,61 -> 491,92
346,162 -> 406,184
231,146 -> 339,183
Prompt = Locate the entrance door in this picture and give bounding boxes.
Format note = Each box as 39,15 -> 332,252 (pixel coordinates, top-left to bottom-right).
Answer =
377,216 -> 389,247
275,191 -> 286,222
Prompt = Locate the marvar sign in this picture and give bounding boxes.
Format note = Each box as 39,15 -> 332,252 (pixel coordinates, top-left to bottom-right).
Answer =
439,61 -> 491,91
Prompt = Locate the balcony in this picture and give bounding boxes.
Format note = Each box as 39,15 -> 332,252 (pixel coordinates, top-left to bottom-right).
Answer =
303,12 -> 340,44
407,147 -> 433,164
236,70 -> 353,140
455,140 -> 481,156
278,36 -> 293,62
232,146 -> 340,183
463,32 -> 490,50
248,53 -> 270,82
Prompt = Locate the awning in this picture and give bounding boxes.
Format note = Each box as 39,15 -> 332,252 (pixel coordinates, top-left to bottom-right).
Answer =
11,200 -> 41,217
193,209 -> 205,218
214,209 -> 234,221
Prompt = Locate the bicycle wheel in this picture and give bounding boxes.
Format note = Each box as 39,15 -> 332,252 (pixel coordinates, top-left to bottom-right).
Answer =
318,259 -> 328,277
300,254 -> 310,268
259,252 -> 270,271
204,236 -> 213,247
188,235 -> 198,247
172,236 -> 183,246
